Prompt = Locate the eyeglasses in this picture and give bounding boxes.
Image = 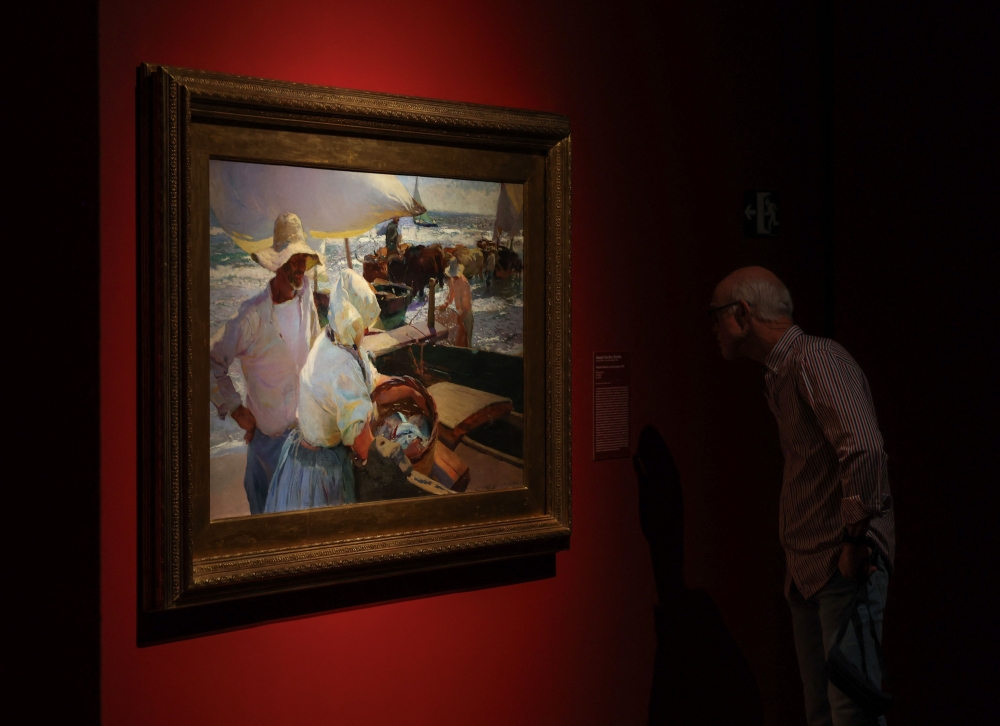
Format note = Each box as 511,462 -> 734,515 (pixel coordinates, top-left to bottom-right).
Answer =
708,301 -> 740,322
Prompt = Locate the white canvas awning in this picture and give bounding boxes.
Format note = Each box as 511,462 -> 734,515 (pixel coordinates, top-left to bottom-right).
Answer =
210,160 -> 425,255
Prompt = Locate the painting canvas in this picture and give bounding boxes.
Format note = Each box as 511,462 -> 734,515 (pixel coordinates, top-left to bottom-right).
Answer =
208,160 -> 526,520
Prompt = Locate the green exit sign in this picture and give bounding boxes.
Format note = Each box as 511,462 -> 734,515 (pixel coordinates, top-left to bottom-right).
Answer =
744,190 -> 780,237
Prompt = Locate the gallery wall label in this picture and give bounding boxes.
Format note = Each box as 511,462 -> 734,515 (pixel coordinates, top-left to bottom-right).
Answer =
594,352 -> 630,460
744,190 -> 780,237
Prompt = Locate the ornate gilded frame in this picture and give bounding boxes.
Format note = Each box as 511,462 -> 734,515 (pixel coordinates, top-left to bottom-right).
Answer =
137,64 -> 571,641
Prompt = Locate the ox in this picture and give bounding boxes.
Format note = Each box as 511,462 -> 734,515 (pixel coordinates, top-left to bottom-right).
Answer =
362,254 -> 388,283
496,247 -> 520,273
443,246 -> 484,281
400,244 -> 445,298
364,250 -> 412,287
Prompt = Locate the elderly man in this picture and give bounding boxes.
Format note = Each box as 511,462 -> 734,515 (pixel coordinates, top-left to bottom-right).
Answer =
210,212 -> 322,514
710,267 -> 894,726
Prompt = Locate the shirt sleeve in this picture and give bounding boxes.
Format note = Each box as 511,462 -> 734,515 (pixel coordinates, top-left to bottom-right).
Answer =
364,350 -> 380,395
331,364 -> 373,446
797,350 -> 893,525
306,279 -> 322,348
208,311 -> 250,419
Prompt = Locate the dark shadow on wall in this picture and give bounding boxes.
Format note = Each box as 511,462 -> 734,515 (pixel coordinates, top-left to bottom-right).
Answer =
634,425 -> 765,726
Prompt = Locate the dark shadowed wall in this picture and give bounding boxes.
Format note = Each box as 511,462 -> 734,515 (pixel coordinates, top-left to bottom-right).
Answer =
94,0 -> 995,724
832,4 -> 997,722
13,2 -> 101,723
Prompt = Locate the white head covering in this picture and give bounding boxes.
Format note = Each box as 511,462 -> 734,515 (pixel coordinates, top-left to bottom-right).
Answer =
446,258 -> 465,278
329,268 -> 381,347
251,213 -> 322,272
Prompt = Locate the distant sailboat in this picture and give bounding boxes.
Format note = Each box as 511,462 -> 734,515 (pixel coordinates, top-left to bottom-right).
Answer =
412,177 -> 439,228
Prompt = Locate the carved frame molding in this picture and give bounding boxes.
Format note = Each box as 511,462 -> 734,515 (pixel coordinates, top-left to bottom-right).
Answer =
137,64 -> 571,637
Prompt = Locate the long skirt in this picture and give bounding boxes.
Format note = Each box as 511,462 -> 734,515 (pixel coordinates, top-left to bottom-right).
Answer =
264,429 -> 356,513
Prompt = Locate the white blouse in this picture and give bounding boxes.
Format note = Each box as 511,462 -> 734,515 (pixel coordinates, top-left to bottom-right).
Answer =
296,334 -> 378,448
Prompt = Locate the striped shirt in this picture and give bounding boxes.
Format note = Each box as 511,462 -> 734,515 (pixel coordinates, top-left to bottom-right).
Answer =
764,326 -> 895,599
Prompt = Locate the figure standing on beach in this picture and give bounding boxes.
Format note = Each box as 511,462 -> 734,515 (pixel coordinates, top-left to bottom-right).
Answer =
439,258 -> 474,347
265,268 -> 382,512
485,249 -> 496,288
385,216 -> 401,256
209,213 -> 323,514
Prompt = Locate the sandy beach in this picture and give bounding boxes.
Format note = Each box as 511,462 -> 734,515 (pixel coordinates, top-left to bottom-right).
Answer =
210,450 -> 252,519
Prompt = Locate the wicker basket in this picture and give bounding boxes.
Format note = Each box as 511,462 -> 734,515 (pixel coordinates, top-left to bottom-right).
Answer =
370,376 -> 438,477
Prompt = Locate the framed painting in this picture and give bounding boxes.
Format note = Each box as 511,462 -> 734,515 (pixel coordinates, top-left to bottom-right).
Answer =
137,64 -> 571,640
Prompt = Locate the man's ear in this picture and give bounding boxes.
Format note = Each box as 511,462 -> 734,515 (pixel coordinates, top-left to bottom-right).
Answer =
735,300 -> 751,329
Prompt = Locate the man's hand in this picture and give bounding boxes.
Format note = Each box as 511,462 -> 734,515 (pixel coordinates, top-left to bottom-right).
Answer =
839,518 -> 877,580
838,543 -> 877,581
231,405 -> 257,443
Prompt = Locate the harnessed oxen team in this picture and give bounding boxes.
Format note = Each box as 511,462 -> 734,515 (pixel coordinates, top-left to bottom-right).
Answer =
476,239 -> 523,280
361,239 -> 523,297
362,243 -> 444,299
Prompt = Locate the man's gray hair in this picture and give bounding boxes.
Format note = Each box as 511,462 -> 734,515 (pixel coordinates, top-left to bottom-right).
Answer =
730,276 -> 794,321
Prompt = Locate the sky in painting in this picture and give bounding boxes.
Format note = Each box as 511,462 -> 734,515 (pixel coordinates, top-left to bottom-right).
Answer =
396,176 -> 501,215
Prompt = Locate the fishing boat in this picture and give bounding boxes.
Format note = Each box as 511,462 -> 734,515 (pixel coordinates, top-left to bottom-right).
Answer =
491,182 -> 523,243
372,342 -> 525,493
311,279 -> 413,331
486,182 -> 525,279
411,177 -> 439,228
372,280 -> 414,330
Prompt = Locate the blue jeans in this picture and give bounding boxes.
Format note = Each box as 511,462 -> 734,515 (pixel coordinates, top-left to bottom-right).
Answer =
243,428 -> 290,515
787,556 -> 890,726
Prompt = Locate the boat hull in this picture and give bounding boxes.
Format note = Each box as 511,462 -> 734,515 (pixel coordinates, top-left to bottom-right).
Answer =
372,281 -> 414,330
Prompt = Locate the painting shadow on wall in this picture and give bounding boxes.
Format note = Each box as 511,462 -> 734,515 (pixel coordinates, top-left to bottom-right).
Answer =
634,424 -> 765,725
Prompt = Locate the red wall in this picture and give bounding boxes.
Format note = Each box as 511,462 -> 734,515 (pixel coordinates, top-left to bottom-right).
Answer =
100,1 -> 998,723
102,2 -> 650,724
101,1 -> 829,724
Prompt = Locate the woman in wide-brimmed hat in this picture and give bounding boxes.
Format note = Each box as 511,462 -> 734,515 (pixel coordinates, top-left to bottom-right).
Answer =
265,268 -> 382,513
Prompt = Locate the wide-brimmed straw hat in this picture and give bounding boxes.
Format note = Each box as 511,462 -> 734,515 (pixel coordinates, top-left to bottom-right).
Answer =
446,258 -> 465,278
251,212 -> 321,272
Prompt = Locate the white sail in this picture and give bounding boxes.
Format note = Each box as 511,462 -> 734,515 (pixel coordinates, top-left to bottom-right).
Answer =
492,182 -> 524,242
412,177 -> 436,225
210,160 -> 425,254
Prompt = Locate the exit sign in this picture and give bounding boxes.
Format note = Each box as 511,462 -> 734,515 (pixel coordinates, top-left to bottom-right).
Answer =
744,190 -> 780,237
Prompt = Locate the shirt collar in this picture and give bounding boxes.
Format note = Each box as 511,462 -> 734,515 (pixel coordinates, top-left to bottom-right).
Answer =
264,276 -> 309,313
764,325 -> 803,373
